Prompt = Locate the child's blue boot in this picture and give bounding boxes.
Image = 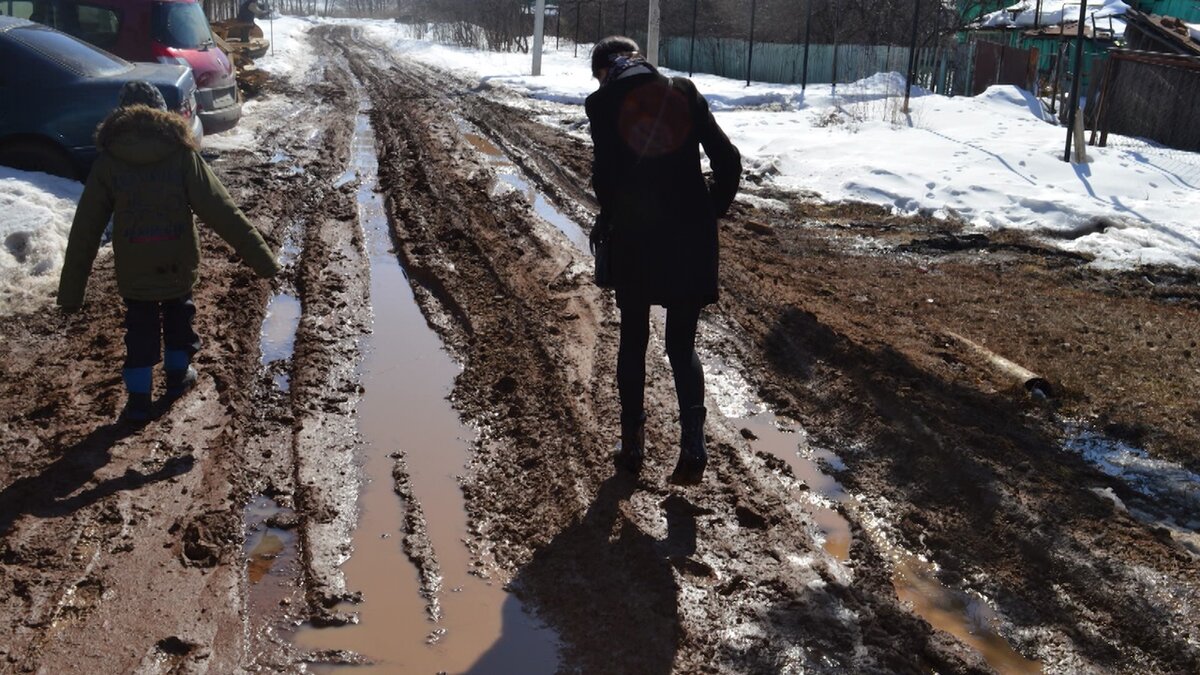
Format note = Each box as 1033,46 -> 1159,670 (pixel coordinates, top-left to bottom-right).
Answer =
164,350 -> 197,398
121,367 -> 153,423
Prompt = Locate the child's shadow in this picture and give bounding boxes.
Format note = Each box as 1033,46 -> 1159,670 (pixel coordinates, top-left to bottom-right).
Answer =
0,423 -> 194,537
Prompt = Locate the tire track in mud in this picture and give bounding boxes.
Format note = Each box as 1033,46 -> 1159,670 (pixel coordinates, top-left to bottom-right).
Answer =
326,26 -> 985,674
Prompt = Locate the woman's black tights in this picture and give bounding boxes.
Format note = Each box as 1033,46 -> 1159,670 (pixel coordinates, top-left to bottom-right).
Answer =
617,302 -> 704,423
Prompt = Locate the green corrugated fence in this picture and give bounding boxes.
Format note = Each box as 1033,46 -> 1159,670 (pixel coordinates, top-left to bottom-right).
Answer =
657,37 -> 974,96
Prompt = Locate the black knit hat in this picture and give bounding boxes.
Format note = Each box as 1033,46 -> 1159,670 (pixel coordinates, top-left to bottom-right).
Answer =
591,36 -> 640,77
118,81 -> 168,111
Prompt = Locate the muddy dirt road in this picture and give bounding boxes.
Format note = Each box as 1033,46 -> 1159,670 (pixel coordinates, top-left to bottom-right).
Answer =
2,24 -> 1198,674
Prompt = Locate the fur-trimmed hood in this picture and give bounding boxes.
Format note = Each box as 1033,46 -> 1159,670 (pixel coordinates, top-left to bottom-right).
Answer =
95,104 -> 198,165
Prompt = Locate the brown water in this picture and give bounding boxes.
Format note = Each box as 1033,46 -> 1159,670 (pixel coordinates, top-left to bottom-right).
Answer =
293,106 -> 558,673
736,412 -> 852,561
735,410 -> 1040,673
460,122 -> 590,252
243,496 -> 303,636
894,556 -> 1043,674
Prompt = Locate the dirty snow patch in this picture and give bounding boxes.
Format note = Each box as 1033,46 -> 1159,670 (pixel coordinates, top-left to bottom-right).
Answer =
0,167 -> 85,315
1064,427 -> 1200,515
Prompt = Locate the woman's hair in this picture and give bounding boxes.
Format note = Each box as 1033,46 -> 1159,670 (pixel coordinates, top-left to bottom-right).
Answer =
591,36 -> 641,77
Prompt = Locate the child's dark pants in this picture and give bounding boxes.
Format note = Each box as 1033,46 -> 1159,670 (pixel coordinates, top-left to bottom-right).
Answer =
123,295 -> 201,368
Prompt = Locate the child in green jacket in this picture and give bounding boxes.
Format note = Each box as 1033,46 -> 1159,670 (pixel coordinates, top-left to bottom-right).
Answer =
57,81 -> 280,422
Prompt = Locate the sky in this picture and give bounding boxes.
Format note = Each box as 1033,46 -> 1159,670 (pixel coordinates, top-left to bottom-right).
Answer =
3,14 -> 1199,316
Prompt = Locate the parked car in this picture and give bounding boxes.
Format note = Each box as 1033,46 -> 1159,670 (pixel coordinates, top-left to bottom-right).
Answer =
1,0 -> 240,131
0,16 -> 201,179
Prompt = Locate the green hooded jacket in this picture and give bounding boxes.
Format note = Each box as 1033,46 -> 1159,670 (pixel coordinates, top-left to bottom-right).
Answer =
57,105 -> 279,309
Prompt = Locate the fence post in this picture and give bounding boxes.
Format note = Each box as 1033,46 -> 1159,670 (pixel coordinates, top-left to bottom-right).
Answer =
801,0 -> 813,90
903,0 -> 921,113
556,4 -> 562,49
746,0 -> 758,86
689,0 -> 698,76
1064,0 -> 1087,162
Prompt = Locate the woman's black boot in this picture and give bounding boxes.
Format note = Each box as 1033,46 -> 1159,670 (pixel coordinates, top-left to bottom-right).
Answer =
671,406 -> 707,484
615,412 -> 646,473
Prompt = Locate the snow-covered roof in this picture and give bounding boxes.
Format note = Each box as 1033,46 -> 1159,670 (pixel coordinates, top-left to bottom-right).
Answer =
979,0 -> 1131,37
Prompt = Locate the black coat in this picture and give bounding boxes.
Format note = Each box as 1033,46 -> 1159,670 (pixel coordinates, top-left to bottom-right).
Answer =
586,72 -> 741,307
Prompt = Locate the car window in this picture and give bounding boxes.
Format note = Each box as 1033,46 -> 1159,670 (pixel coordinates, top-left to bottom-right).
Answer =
151,2 -> 212,50
0,1 -> 34,19
64,4 -> 121,50
5,23 -> 131,77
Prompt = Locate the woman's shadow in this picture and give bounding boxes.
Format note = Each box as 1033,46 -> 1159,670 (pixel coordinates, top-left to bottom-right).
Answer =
468,473 -> 694,674
0,423 -> 194,537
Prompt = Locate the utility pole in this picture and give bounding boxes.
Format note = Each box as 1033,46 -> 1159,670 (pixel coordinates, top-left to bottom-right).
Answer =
532,0 -> 546,75
903,0 -> 921,112
647,0 -> 661,66
1063,0 -> 1088,162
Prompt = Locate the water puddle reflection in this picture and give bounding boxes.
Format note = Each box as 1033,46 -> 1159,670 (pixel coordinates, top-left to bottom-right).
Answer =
244,496 -> 303,639
457,121 -> 590,252
894,556 -> 1042,674
295,103 -> 559,673
706,354 -> 1038,672
260,292 -> 300,392
737,412 -> 851,561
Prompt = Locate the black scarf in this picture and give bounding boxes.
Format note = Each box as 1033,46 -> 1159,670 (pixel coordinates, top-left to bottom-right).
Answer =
602,54 -> 658,86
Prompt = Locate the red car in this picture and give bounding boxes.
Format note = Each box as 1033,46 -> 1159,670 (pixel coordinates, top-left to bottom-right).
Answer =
2,0 -> 240,131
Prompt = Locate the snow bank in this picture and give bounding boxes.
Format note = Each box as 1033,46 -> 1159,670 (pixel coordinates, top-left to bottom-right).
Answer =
0,167 -> 84,315
252,15 -> 320,85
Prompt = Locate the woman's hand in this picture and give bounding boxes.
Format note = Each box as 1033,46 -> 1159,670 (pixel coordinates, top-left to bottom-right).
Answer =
589,214 -> 610,254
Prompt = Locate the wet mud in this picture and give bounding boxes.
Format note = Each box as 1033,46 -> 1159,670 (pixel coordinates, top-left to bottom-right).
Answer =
1,22 -> 1197,675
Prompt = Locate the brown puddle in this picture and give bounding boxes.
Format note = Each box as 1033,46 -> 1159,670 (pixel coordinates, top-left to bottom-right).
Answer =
244,496 -> 303,635
458,121 -> 591,253
736,411 -> 852,561
734,410 -> 1039,672
294,105 -> 558,673
894,556 -> 1043,674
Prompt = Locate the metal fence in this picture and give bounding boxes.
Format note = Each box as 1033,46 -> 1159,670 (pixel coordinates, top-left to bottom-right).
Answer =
1093,49 -> 1200,151
657,37 -> 978,96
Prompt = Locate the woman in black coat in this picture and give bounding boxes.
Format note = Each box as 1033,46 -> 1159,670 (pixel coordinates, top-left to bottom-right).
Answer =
586,36 -> 741,483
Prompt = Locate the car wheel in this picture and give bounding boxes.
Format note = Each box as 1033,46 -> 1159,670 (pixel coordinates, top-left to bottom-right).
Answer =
0,139 -> 80,180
